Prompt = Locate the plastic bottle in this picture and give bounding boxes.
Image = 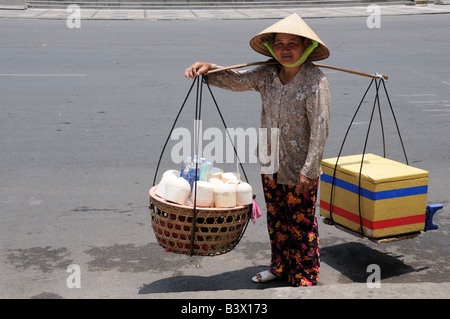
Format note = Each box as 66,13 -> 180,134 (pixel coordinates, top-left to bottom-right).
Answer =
200,161 -> 213,181
180,156 -> 192,181
188,155 -> 201,190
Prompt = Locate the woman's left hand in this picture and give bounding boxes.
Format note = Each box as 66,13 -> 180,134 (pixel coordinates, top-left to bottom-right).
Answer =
296,173 -> 316,195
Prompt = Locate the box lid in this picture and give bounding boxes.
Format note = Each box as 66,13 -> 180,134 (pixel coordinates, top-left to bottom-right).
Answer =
322,154 -> 428,184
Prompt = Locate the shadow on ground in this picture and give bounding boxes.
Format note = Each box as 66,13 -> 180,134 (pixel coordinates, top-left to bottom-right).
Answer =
138,265 -> 289,294
320,241 -> 428,283
138,241 -> 428,294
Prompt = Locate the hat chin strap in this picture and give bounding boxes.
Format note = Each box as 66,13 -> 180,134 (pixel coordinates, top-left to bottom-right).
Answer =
264,40 -> 318,67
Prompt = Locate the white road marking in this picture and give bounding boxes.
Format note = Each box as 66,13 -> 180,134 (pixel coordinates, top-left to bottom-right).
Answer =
0,74 -> 87,77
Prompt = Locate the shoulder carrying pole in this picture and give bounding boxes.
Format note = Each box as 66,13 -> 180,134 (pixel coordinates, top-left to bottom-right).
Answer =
207,60 -> 388,80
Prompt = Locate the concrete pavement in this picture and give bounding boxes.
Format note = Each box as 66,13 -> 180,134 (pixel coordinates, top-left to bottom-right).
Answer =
0,3 -> 450,20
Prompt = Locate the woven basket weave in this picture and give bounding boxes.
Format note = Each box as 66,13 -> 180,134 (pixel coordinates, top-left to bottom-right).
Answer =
149,186 -> 251,256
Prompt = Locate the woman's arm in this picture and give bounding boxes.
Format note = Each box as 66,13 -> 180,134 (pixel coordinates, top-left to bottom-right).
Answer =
184,61 -> 265,92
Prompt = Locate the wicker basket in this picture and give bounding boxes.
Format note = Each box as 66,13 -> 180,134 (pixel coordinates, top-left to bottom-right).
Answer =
149,186 -> 251,256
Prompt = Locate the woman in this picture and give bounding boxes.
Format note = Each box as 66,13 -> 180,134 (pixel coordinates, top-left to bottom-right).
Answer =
184,13 -> 330,287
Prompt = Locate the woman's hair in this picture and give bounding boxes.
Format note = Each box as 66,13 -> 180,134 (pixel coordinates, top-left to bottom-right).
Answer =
272,33 -> 308,45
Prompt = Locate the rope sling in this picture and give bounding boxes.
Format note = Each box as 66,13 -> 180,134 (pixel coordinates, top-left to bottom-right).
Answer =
328,76 -> 409,237
152,75 -> 250,256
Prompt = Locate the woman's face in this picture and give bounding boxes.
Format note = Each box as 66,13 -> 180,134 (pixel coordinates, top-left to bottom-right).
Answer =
273,33 -> 306,66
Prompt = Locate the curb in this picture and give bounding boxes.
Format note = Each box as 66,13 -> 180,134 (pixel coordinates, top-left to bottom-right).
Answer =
25,0 -> 404,10
1,3 -> 450,20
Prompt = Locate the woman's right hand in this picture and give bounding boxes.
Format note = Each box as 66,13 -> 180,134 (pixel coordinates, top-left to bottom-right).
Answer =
184,62 -> 212,79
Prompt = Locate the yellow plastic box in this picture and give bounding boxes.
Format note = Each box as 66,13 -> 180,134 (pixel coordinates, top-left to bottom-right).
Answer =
319,153 -> 429,238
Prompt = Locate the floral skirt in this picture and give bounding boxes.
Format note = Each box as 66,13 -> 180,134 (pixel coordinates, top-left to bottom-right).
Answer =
262,174 -> 320,287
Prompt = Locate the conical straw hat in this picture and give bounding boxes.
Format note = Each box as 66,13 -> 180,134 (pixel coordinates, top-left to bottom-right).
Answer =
249,13 -> 329,61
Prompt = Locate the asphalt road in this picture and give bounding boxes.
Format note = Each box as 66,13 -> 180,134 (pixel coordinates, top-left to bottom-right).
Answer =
0,14 -> 449,299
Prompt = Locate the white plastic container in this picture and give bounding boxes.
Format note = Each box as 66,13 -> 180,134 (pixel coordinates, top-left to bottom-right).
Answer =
214,182 -> 237,208
163,170 -> 180,178
191,181 -> 214,207
164,177 -> 191,205
155,170 -> 179,198
236,182 -> 253,206
221,172 -> 238,183
210,167 -> 223,180
209,177 -> 224,188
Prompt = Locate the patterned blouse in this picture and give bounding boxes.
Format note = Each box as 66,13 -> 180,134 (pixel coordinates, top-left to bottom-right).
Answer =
206,60 -> 330,186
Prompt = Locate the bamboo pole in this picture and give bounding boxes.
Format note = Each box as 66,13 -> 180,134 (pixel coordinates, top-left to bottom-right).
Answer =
207,60 -> 388,80
314,63 -> 388,80
206,61 -> 277,74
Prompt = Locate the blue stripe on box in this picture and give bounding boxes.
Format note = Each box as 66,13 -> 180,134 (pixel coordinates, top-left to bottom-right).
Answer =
320,173 -> 428,201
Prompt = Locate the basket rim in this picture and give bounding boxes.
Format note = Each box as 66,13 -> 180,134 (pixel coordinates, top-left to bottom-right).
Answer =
149,186 -> 251,212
